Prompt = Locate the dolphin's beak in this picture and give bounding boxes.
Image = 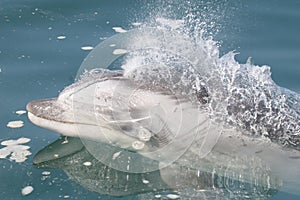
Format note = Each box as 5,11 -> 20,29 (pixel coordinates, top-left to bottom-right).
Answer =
26,98 -> 80,137
26,98 -> 138,146
27,98 -> 64,121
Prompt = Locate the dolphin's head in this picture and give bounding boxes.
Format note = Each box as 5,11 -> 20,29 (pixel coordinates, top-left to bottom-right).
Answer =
27,70 -> 145,149
26,70 -> 185,153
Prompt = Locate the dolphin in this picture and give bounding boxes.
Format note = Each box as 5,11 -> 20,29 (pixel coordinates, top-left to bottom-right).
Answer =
27,68 -> 300,196
27,69 -> 211,171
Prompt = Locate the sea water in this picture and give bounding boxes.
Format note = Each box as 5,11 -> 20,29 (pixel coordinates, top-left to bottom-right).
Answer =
0,0 -> 299,199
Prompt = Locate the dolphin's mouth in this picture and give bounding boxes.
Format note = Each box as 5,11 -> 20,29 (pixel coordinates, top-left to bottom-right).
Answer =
26,98 -> 99,125
26,98 -> 69,123
26,98 -> 76,136
26,98 -> 101,137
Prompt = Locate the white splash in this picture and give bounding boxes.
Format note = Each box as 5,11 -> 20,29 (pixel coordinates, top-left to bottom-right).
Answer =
112,27 -> 127,33
83,161 -> 92,166
132,22 -> 142,26
81,46 -> 94,51
132,141 -> 144,150
112,151 -> 121,160
112,49 -> 128,55
57,35 -> 66,40
142,179 -> 149,184
156,18 -> 184,29
54,154 -> 59,158
42,171 -> 51,176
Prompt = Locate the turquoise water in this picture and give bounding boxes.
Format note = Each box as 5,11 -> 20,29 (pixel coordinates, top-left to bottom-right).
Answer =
0,0 -> 299,199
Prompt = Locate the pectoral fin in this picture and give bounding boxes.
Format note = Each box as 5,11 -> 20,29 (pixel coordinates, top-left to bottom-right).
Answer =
33,137 -> 84,166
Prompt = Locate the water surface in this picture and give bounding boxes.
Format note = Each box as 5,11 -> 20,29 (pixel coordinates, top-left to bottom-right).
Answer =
0,0 -> 299,199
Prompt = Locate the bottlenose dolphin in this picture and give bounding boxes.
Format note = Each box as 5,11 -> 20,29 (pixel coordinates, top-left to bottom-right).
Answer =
24,25 -> 300,197
27,67 -> 300,196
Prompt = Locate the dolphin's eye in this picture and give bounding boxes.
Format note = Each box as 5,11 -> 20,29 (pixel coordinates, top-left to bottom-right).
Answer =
119,125 -> 133,132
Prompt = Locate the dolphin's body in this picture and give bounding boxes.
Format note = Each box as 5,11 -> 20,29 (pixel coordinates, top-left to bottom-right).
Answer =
27,68 -> 300,196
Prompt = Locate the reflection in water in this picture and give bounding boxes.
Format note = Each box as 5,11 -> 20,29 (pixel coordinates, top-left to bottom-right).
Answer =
34,137 -> 278,199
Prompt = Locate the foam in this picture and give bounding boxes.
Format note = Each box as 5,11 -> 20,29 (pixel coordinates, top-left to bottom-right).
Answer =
6,120 -> 24,128
0,137 -> 31,162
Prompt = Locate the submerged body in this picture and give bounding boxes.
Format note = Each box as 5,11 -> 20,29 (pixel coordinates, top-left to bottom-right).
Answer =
33,136 -> 278,199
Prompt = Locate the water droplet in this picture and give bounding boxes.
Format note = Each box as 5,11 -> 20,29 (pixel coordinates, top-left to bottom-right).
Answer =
132,141 -> 144,150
